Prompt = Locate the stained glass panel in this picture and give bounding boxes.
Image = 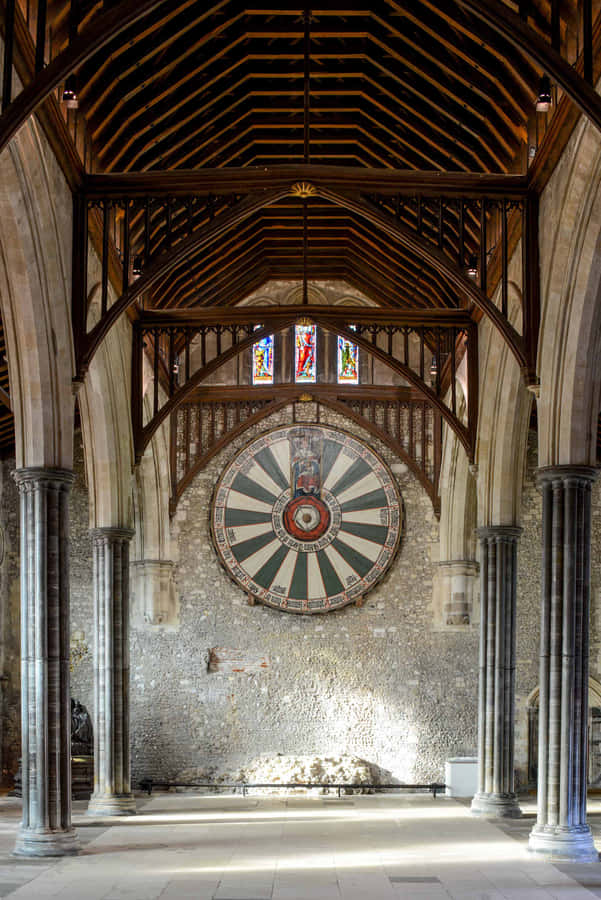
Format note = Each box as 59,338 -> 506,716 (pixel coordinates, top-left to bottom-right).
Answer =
252,333 -> 274,384
337,335 -> 359,384
295,324 -> 317,383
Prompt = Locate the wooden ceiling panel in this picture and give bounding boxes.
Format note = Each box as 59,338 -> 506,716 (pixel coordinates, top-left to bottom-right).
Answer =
145,201 -> 464,312
74,3 -> 540,175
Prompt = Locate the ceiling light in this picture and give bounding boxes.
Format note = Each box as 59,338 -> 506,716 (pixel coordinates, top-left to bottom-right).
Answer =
62,76 -> 78,109
466,255 -> 478,280
536,75 -> 552,113
132,256 -> 143,278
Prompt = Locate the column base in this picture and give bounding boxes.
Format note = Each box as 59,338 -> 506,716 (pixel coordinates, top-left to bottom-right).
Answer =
528,824 -> 599,862
86,793 -> 137,817
14,827 -> 80,857
471,791 -> 522,818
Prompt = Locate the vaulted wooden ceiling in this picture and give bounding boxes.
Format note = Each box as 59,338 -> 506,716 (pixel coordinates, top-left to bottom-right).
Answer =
2,0 -> 601,453
74,2 -> 541,175
71,2 -> 558,313
148,199 -> 467,311
13,0 -> 598,315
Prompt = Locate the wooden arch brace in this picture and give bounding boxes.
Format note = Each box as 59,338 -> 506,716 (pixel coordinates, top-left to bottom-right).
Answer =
134,316 -> 474,465
2,0 -> 601,157
75,187 -> 290,378
79,182 -> 518,382
169,393 -> 442,517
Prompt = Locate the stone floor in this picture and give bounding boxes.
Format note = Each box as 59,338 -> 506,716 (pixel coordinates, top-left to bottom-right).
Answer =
0,793 -> 600,898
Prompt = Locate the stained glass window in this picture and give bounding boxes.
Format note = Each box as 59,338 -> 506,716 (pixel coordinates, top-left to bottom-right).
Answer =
295,324 -> 317,383
252,332 -> 274,384
337,334 -> 359,384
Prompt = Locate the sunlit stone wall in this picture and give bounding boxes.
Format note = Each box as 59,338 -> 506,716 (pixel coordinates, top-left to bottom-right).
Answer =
1,420 -> 599,791
124,406 -> 479,785
62,419 -> 601,791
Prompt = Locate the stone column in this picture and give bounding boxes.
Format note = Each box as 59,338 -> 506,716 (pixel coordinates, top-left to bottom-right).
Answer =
87,528 -> 136,816
471,526 -> 522,818
529,466 -> 599,862
14,468 -> 79,857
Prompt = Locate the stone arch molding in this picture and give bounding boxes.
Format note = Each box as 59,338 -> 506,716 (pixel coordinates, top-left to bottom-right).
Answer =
78,314 -> 134,528
435,390 -> 478,628
0,120 -> 74,468
475,237 -> 532,527
75,230 -> 137,535
526,677 -> 601,709
537,114 -> 601,466
131,392 -> 177,627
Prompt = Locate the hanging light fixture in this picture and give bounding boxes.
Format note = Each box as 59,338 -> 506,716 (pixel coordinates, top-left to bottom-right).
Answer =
62,75 -> 78,109
536,75 -> 552,113
466,255 -> 478,280
132,256 -> 143,278
429,356 -> 437,379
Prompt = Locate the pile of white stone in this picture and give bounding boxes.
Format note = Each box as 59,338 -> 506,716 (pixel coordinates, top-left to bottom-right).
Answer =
231,753 -> 384,794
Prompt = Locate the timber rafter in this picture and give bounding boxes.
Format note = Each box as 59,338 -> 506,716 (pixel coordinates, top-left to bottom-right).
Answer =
74,175 -> 535,386
1,0 -> 601,163
132,307 -> 477,466
169,386 -> 443,516
2,0 -> 593,462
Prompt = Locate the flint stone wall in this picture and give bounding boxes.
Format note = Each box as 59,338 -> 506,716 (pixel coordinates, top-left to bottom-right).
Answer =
17,419 -> 601,790
124,404 -> 478,784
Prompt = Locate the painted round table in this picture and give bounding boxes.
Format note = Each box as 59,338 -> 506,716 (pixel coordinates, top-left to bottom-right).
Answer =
211,424 -> 402,613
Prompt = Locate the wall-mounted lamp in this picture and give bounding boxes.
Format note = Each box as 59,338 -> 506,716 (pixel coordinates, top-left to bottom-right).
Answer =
62,75 -> 78,109
536,75 -> 552,113
466,255 -> 478,280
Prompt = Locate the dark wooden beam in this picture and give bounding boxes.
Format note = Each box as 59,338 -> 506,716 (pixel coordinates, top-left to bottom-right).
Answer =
85,165 -> 528,199
0,384 -> 11,411
0,0 -> 169,155
139,305 -> 473,328
184,384 -> 418,402
170,391 -> 441,516
321,186 -> 525,370
455,0 -> 601,134
1,0 -> 84,190
78,186 -> 289,378
527,13 -> 601,194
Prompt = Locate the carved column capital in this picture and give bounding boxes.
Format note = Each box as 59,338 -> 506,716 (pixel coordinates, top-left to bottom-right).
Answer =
536,465 -> 599,487
477,525 -> 522,542
13,466 -> 74,491
91,526 -> 135,545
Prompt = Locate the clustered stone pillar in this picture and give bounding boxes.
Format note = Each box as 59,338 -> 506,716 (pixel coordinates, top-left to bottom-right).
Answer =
87,528 -> 136,816
471,526 -> 521,819
14,468 -> 79,857
529,467 -> 599,862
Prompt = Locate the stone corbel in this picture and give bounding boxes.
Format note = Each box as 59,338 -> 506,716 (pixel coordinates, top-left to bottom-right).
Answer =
131,559 -> 178,626
433,559 -> 479,628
